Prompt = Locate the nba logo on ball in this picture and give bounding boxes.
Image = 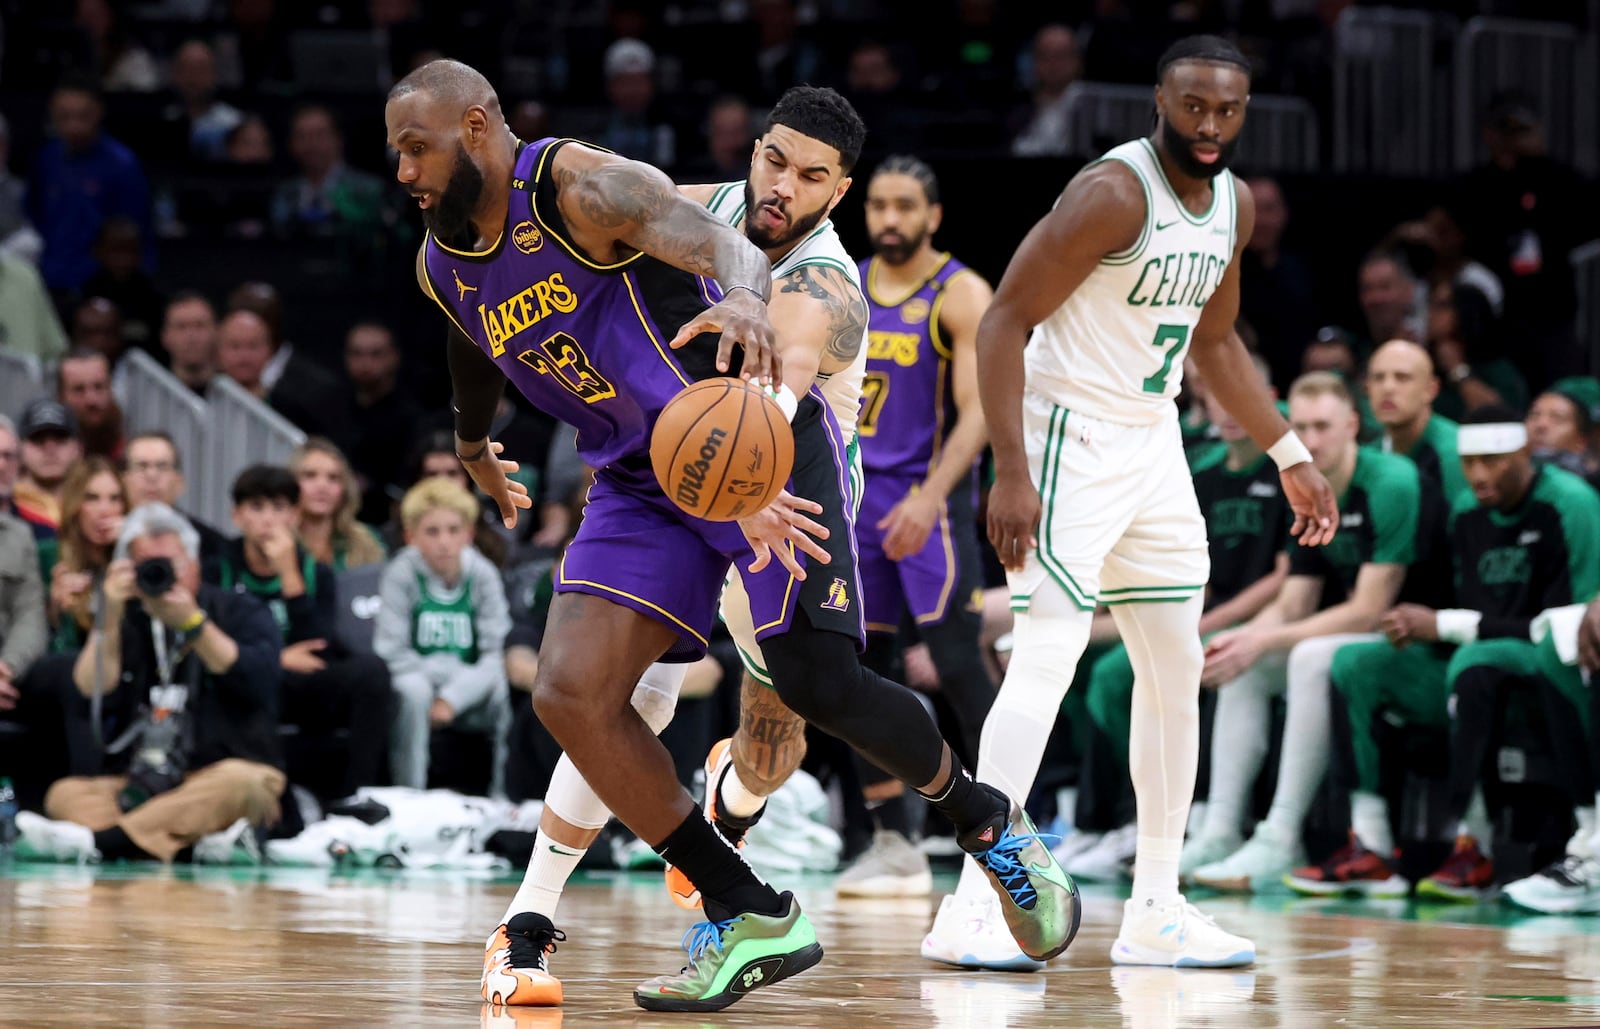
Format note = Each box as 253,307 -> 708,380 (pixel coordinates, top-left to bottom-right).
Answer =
651,378 -> 796,522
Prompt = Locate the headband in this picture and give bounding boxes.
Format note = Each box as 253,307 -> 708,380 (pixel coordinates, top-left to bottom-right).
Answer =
1457,422 -> 1527,456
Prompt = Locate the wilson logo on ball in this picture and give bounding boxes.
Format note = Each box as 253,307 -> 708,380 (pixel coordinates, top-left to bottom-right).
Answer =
675,427 -> 728,508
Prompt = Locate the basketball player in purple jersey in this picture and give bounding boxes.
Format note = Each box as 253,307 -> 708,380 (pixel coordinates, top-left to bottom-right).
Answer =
386,64 -> 1078,1011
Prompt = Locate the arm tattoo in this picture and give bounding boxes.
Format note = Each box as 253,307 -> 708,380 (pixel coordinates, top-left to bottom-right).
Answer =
778,265 -> 867,365
556,159 -> 733,278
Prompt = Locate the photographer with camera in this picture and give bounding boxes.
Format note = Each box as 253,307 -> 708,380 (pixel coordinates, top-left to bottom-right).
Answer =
12,503 -> 286,863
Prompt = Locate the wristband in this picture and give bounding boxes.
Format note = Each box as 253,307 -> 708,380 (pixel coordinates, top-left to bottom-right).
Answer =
178,610 -> 208,634
1435,609 -> 1482,645
1267,431 -> 1313,470
766,384 -> 799,423
725,283 -> 768,304
456,440 -> 490,462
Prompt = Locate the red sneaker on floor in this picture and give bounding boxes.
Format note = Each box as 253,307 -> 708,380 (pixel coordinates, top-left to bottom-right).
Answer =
1418,835 -> 1495,903
1285,830 -> 1410,897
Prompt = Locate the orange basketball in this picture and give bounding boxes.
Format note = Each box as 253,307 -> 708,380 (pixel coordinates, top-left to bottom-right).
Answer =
651,377 -> 795,522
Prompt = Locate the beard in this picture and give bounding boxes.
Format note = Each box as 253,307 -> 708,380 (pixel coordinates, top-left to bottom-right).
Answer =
742,180 -> 828,250
1160,118 -> 1240,180
871,226 -> 927,266
422,143 -> 487,247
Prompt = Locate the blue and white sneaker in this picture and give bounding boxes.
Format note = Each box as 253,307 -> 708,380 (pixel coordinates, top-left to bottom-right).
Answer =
1110,896 -> 1255,968
920,893 -> 1047,972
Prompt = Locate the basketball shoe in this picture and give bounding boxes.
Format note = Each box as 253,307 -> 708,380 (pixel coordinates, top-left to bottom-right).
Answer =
633,892 -> 823,1012
835,829 -> 933,897
665,739 -> 765,910
13,812 -> 99,864
920,892 -> 1047,972
1191,824 -> 1305,893
1417,836 -> 1495,903
1110,897 -> 1256,967
482,912 -> 565,1007
965,797 -> 1081,961
1284,831 -> 1409,897
1505,855 -> 1600,914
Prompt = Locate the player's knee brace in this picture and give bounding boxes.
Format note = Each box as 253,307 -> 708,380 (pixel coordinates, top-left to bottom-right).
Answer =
761,629 -> 860,730
632,661 -> 686,735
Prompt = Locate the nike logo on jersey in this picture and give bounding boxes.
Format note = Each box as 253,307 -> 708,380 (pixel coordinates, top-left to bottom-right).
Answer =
1155,219 -> 1178,231
1518,530 -> 1541,545
1247,481 -> 1278,497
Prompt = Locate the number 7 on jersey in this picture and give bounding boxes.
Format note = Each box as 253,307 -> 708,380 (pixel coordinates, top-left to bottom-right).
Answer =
1141,323 -> 1191,394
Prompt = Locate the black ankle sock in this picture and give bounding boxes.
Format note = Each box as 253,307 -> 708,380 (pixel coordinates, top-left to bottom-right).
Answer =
919,766 -> 1008,852
655,811 -> 784,920
93,826 -> 152,861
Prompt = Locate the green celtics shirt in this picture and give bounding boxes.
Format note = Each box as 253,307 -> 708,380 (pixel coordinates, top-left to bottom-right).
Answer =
410,570 -> 480,662
1449,463 -> 1600,639
1387,413 -> 1466,509
1289,446 -> 1422,602
1191,447 -> 1289,608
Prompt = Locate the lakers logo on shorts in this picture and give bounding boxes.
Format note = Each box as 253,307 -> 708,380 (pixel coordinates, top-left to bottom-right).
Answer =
512,221 -> 544,254
822,578 -> 851,612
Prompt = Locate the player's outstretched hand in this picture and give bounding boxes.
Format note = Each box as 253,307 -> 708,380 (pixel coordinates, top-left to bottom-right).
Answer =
669,288 -> 781,387
459,439 -> 533,528
986,473 -> 1040,573
1280,462 -> 1338,547
739,490 -> 830,579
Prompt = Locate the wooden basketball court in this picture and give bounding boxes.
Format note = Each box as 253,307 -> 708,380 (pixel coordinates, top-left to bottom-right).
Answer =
5,865 -> 1600,1027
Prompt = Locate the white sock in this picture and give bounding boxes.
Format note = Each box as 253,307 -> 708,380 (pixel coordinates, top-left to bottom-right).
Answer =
954,587 -> 1092,905
1578,806 -> 1597,846
503,830 -> 586,924
1263,634 -> 1373,840
1351,792 -> 1393,854
1112,595 -> 1203,904
1461,788 -> 1492,857
1200,652 -> 1285,844
719,763 -> 768,819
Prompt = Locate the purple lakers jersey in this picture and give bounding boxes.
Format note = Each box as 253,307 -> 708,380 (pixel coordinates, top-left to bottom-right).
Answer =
857,253 -> 973,477
421,138 -> 725,484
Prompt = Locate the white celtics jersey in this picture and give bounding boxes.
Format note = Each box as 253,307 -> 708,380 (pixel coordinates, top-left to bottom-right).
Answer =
1025,138 -> 1238,424
704,181 -> 869,441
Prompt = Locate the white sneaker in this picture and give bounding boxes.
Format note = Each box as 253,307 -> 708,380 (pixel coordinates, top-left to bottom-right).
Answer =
1061,823 -> 1137,882
1178,833 -> 1240,881
1504,856 -> 1600,915
1568,825 -> 1596,860
921,893 -> 1047,972
1048,829 -> 1104,866
193,818 -> 263,866
835,830 -> 933,897
1191,826 -> 1304,893
1110,897 -> 1255,967
14,812 -> 100,864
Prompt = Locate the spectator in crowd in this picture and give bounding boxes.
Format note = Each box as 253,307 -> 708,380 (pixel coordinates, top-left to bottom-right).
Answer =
597,40 -> 676,170
1241,177 -> 1317,392
270,105 -> 391,241
1425,278 -> 1525,420
741,0 -> 823,105
289,438 -> 386,572
74,0 -> 161,92
13,399 -> 84,531
0,113 -> 44,265
223,115 -> 274,165
385,430 -> 509,567
0,253 -> 70,364
1527,384 -> 1600,487
13,504 -> 285,865
342,320 -> 419,524
843,40 -> 921,155
1459,96 -> 1593,391
210,465 -> 391,800
1355,251 -> 1423,351
121,430 -> 226,565
1010,24 -> 1082,157
1364,339 -> 1465,502
165,39 -> 243,161
71,296 -> 126,367
159,291 -> 218,396
374,477 -> 511,795
45,456 -> 128,655
1390,203 -> 1503,318
0,501 -> 47,719
679,96 -> 755,184
216,308 -> 349,449
27,76 -> 155,297
82,218 -> 165,359
506,99 -> 549,145
0,416 -> 55,544
56,348 -> 125,461
226,282 -> 346,413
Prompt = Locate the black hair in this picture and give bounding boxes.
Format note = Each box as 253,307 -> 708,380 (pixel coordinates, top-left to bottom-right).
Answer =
766,86 -> 868,174
1461,404 -> 1525,426
1156,35 -> 1251,84
1541,390 -> 1597,435
231,464 -> 300,506
871,154 -> 939,204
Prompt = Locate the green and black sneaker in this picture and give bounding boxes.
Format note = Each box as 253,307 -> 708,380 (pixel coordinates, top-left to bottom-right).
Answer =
963,800 -> 1082,961
633,892 -> 823,1012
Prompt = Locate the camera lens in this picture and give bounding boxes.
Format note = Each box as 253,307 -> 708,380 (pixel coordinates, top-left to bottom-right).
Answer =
134,557 -> 176,596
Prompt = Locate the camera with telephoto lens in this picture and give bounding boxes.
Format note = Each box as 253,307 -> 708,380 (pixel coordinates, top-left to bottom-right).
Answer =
134,556 -> 176,596
117,710 -> 189,812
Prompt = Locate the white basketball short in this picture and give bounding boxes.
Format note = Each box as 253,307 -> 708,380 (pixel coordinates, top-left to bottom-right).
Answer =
1007,390 -> 1209,613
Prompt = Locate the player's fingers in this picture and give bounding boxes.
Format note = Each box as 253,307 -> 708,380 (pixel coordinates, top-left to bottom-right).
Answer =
785,512 -> 829,540
778,491 -> 823,516
746,540 -> 772,574
792,528 -> 831,566
775,540 -> 809,580
669,315 -> 715,350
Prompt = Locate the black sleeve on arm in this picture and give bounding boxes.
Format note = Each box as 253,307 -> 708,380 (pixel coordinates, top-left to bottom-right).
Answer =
209,590 -> 283,707
1476,614 -> 1532,641
449,325 -> 504,442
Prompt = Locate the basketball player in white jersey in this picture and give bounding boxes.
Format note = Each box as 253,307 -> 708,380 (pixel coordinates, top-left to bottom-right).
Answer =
926,36 -> 1339,969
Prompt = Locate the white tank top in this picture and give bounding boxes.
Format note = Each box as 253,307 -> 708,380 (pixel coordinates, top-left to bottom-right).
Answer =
1025,138 -> 1238,424
704,181 -> 869,442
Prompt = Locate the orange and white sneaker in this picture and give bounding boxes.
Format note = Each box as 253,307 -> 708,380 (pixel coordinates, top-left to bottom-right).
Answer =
665,738 -> 767,910
482,912 -> 566,1007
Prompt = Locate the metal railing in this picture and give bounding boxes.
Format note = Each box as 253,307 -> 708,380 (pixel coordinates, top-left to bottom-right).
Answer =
1575,239 -> 1600,376
1333,7 -> 1454,176
1454,17 -> 1597,176
120,350 -> 209,513
197,376 -> 305,529
1054,83 -> 1319,173
0,350 -> 43,422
